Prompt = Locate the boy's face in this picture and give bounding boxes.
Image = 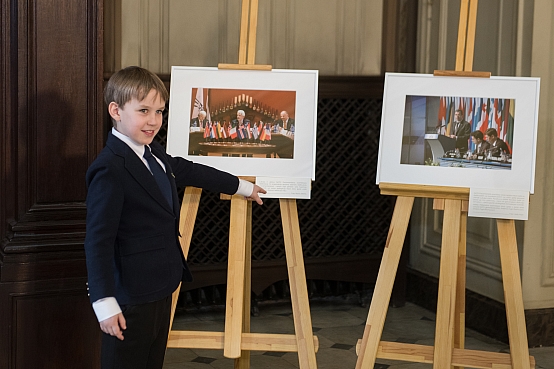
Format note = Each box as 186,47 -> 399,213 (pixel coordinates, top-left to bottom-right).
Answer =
109,89 -> 165,146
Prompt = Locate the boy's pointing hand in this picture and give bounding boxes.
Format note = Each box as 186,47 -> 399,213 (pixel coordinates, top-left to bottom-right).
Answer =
247,184 -> 266,205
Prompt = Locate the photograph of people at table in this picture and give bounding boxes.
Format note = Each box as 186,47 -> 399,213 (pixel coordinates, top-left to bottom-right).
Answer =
400,95 -> 514,170
188,88 -> 296,159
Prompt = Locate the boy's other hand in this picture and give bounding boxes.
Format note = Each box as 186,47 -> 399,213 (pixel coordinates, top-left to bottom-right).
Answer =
247,184 -> 267,205
100,313 -> 127,341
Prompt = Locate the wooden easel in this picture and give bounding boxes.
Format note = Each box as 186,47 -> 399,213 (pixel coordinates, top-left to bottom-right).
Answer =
355,1 -> 534,368
166,1 -> 319,368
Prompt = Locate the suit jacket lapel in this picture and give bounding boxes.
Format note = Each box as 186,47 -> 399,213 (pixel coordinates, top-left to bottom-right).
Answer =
106,132 -> 175,215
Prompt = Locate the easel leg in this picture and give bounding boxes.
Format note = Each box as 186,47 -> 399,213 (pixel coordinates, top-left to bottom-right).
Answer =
169,187 -> 202,332
234,201 -> 253,369
224,196 -> 248,358
454,210 -> 467,369
280,199 -> 318,369
356,196 -> 414,369
497,219 -> 531,369
433,199 -> 462,369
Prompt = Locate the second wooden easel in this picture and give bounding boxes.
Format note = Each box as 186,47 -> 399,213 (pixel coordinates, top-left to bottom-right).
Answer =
355,1 -> 534,368
165,1 -> 318,368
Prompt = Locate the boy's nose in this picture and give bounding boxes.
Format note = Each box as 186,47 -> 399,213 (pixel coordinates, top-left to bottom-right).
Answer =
147,115 -> 160,126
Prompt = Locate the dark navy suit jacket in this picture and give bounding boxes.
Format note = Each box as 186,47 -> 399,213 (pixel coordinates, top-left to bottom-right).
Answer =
84,132 -> 238,306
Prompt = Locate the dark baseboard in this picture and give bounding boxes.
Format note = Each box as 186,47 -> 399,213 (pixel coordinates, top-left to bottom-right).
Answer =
407,269 -> 554,347
184,253 -> 406,308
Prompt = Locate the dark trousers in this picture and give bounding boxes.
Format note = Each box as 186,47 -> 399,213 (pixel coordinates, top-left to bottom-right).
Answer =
101,295 -> 172,369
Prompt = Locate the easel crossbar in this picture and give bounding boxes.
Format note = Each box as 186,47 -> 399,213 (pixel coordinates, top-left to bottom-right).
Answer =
168,331 -> 319,353
379,182 -> 469,200
354,341 -> 535,369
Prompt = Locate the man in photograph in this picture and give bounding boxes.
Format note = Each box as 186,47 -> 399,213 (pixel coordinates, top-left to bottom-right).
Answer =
469,130 -> 490,158
231,110 -> 250,129
274,110 -> 295,131
191,110 -> 208,128
485,127 -> 510,157
449,109 -> 471,152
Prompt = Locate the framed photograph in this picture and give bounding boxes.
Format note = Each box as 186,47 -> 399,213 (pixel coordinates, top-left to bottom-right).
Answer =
376,73 -> 540,193
166,66 -> 318,180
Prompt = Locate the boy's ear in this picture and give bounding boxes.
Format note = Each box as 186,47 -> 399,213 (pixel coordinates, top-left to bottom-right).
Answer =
108,102 -> 121,122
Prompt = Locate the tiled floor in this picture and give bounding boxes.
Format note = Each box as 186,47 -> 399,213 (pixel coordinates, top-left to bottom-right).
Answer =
164,296 -> 554,368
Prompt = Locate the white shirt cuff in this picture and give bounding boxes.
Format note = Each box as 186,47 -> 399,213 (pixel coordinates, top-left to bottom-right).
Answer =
235,179 -> 254,198
92,297 -> 122,322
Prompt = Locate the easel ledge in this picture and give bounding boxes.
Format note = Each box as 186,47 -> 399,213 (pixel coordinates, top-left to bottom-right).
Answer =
434,70 -> 491,78
218,63 -> 272,71
379,182 -> 469,200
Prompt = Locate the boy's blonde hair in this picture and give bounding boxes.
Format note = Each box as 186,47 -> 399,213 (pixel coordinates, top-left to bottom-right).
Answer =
105,66 -> 169,125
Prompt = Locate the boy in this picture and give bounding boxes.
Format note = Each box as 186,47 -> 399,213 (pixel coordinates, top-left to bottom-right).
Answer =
84,66 -> 265,369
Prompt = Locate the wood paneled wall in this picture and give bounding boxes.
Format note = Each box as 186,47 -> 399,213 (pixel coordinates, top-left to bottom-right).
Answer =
0,0 -> 104,367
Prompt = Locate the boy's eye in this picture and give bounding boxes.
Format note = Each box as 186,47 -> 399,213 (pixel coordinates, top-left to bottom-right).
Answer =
139,109 -> 148,113
156,110 -> 164,114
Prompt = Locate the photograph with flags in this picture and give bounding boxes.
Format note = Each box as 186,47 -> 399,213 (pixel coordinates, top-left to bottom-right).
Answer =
166,66 -> 318,181
376,73 -> 540,193
402,94 -> 517,168
184,86 -> 297,159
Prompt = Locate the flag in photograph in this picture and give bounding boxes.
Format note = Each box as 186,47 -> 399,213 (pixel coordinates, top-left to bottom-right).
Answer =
466,97 -> 473,122
505,100 -> 515,153
258,123 -> 264,136
247,123 -> 252,139
252,124 -> 259,139
205,89 -> 211,122
478,99 -> 490,134
438,97 -> 447,134
446,99 -> 454,136
495,99 -> 504,138
211,123 -> 217,139
229,126 -> 237,139
192,88 -> 204,119
259,127 -> 266,141
472,97 -> 482,133
217,122 -> 223,139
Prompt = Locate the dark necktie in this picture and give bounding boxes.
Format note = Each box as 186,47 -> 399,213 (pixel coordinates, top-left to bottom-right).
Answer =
143,146 -> 172,207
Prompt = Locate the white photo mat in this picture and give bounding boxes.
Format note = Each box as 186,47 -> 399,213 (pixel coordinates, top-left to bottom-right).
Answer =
376,73 -> 540,193
166,66 -> 319,180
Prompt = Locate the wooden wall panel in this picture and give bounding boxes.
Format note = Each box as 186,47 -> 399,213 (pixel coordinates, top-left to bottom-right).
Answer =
35,0 -> 90,203
1,0 -> 104,367
14,289 -> 101,368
